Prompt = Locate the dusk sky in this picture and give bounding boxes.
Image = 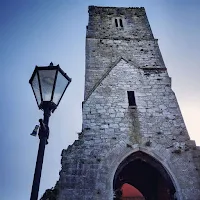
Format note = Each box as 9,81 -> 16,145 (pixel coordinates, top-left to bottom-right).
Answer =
1,0 -> 200,199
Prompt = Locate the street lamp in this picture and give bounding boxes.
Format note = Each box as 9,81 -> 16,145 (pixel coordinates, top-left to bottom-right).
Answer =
29,62 -> 71,200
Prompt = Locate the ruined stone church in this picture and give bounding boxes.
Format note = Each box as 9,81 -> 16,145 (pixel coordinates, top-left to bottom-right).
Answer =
57,6 -> 200,200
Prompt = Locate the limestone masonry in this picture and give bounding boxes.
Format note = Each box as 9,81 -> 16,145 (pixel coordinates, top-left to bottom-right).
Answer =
57,6 -> 200,200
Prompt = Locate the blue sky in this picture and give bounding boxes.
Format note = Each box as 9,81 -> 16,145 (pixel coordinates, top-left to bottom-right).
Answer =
0,0 -> 200,199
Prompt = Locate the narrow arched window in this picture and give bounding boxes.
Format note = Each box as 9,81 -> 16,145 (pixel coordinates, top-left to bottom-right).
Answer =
119,18 -> 123,28
115,18 -> 118,27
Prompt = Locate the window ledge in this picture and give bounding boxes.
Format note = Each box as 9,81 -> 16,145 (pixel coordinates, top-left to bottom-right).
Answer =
128,106 -> 137,109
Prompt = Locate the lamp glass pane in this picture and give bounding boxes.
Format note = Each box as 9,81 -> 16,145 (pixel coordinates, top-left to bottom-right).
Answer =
38,69 -> 57,101
53,71 -> 69,105
32,73 -> 41,105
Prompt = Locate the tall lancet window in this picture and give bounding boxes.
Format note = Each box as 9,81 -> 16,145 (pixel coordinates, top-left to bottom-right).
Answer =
115,18 -> 118,27
119,18 -> 123,27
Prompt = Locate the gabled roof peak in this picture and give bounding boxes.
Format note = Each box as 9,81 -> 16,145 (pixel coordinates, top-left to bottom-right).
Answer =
83,56 -> 138,103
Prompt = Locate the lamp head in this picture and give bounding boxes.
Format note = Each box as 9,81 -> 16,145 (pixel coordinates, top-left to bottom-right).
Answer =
29,62 -> 71,112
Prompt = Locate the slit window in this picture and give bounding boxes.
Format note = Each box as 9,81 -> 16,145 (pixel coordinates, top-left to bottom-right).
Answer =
115,19 -> 118,27
119,18 -> 123,27
127,91 -> 136,107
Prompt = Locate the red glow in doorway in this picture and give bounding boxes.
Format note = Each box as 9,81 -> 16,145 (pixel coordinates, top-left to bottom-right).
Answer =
121,183 -> 144,198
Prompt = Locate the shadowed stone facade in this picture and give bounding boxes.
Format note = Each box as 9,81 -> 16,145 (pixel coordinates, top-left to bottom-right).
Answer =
57,6 -> 200,200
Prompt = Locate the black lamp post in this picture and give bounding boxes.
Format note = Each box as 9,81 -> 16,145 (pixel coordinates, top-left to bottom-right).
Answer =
29,62 -> 71,200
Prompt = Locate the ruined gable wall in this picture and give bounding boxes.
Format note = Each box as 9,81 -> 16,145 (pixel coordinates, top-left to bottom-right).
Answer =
59,59 -> 200,200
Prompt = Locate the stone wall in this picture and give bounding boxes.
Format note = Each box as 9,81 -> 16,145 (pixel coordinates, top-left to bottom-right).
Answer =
57,6 -> 200,200
85,38 -> 165,99
58,58 -> 200,199
87,6 -> 154,40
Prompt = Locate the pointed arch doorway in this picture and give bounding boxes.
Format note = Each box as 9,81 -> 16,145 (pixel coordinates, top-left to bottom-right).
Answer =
113,151 -> 176,200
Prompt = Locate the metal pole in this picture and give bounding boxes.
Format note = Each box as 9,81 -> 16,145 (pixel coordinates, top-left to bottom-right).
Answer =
30,107 -> 51,200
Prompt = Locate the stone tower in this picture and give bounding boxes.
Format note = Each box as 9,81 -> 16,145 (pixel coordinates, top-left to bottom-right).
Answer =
58,6 -> 200,200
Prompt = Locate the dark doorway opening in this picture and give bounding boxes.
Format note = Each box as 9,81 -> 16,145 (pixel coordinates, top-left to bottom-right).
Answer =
113,151 -> 176,200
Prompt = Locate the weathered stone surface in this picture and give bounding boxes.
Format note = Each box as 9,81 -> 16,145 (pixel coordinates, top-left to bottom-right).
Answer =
57,6 -> 200,200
